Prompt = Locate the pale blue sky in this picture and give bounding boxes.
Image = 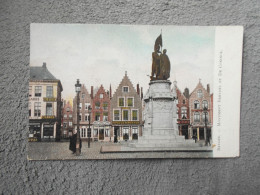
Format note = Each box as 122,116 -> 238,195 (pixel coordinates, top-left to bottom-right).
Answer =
30,24 -> 215,100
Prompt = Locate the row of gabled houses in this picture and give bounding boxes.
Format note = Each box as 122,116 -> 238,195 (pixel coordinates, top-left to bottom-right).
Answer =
29,63 -> 213,142
62,71 -> 143,142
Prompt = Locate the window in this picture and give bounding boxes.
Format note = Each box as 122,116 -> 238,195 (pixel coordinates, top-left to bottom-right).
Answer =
85,103 -> 90,110
35,86 -> 42,97
95,102 -> 100,109
103,102 -> 108,110
132,110 -> 138,121
123,127 -> 129,140
34,102 -> 41,117
95,112 -> 100,121
122,86 -> 129,92
82,93 -> 85,99
93,128 -> 98,137
194,112 -> 200,122
105,128 -> 110,137
79,103 -> 82,109
46,103 -> 53,116
63,122 -> 67,128
64,114 -> 67,118
85,114 -> 90,121
132,127 -> 138,140
69,122 -> 72,127
181,107 -> 187,119
69,114 -> 72,118
119,97 -> 124,107
66,107 -> 70,112
79,114 -> 82,121
81,128 -> 86,138
29,86 -> 32,97
127,98 -> 134,107
197,89 -> 203,98
194,100 -> 200,109
46,86 -> 53,97
103,112 -> 108,121
114,110 -> 120,121
123,110 -> 129,121
202,100 -> 208,109
183,100 -> 185,104
29,102 -> 31,116
202,112 -> 209,122
99,94 -> 103,99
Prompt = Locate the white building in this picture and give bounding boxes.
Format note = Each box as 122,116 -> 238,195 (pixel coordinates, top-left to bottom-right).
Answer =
29,63 -> 63,141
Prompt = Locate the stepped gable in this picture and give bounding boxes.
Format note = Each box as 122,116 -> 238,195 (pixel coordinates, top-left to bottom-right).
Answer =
112,71 -> 138,98
190,80 -> 209,97
93,85 -> 109,99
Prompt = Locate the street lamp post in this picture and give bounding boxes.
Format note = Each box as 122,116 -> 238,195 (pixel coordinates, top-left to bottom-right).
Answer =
75,79 -> 81,156
203,106 -> 209,146
87,105 -> 92,148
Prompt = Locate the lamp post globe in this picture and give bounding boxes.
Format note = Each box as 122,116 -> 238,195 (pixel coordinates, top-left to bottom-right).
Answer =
75,79 -> 81,156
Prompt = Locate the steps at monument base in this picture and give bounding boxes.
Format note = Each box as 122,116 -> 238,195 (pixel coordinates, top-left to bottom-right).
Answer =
127,141 -> 199,148
138,135 -> 187,142
143,129 -> 178,136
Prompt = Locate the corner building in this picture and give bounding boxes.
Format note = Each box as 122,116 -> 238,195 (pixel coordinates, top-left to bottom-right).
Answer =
29,63 -> 63,141
110,72 -> 142,141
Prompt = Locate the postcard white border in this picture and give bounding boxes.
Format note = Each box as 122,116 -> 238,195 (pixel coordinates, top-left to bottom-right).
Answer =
212,26 -> 243,157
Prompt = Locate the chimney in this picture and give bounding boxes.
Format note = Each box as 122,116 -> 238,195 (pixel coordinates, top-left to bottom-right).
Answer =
207,84 -> 210,94
109,84 -> 112,99
183,88 -> 189,99
42,62 -> 47,68
91,86 -> 94,99
137,83 -> 140,95
141,87 -> 143,100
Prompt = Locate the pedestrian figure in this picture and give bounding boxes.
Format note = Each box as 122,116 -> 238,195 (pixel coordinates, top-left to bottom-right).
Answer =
69,133 -> 77,154
192,134 -> 197,143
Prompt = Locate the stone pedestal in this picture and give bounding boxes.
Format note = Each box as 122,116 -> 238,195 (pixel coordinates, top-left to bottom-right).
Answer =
128,80 -> 197,149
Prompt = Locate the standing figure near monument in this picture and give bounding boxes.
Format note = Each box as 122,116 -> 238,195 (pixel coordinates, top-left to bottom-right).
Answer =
151,34 -> 162,80
159,49 -> 171,80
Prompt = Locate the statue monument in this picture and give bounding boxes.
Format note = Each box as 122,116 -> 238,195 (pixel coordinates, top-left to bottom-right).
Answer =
126,34 -> 198,150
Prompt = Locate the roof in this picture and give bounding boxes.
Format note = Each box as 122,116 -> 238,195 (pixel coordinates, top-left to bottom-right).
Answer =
30,63 -> 57,81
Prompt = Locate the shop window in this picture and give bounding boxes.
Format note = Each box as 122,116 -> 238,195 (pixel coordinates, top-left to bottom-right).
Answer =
132,127 -> 138,140
127,98 -> 134,107
34,102 -> 41,117
119,97 -> 124,107
81,128 -> 86,138
114,110 -> 120,121
123,110 -> 129,121
105,128 -> 110,137
123,128 -> 129,140
132,110 -> 138,121
194,112 -> 200,122
194,100 -> 200,109
93,128 -> 98,137
35,86 -> 42,97
46,86 -> 53,97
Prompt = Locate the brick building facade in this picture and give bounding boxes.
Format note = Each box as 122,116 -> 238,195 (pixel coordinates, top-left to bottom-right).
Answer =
91,85 -> 111,141
61,100 -> 73,138
189,80 -> 213,140
110,72 -> 143,141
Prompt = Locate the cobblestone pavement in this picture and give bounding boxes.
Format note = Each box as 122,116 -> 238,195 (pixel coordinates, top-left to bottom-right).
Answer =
28,140 -> 213,160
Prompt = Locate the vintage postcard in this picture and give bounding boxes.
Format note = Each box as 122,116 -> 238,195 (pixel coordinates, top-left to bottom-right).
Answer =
28,24 -> 243,159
